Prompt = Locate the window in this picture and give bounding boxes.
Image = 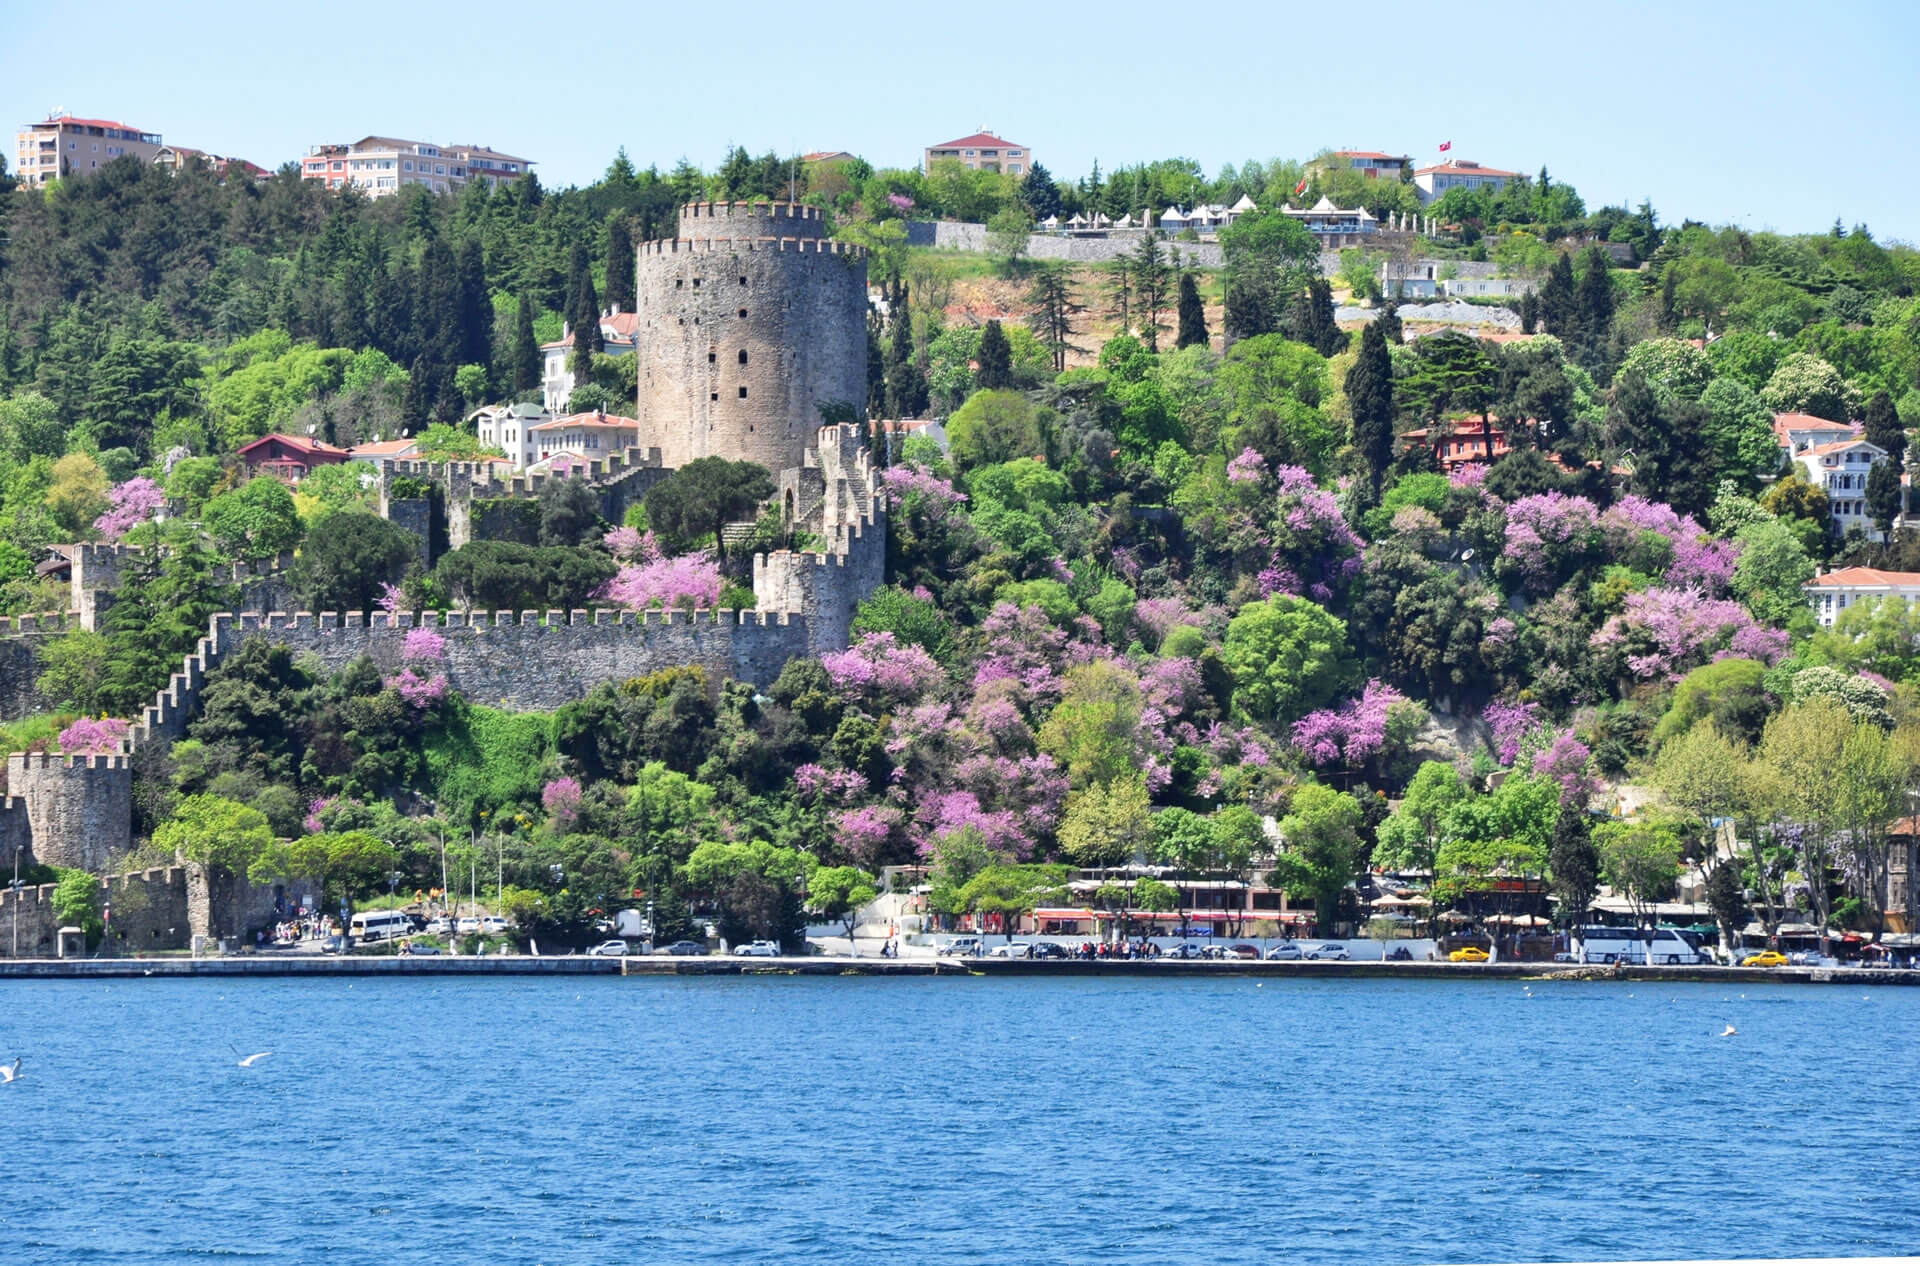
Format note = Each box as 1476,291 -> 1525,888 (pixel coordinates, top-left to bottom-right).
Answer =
692,278 -> 700,288
738,308 -> 747,318
1008,150 -> 1022,157
739,276 -> 748,286
738,349 -> 748,364
708,351 -> 716,363
676,279 -> 683,288
711,392 -> 719,401
738,387 -> 748,398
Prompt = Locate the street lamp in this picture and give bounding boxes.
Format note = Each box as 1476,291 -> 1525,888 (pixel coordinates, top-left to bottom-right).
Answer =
796,870 -> 808,958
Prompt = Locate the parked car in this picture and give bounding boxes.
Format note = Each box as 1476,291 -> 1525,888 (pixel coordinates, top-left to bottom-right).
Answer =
989,943 -> 1031,959
1305,943 -> 1350,960
733,940 -> 781,957
1741,950 -> 1789,967
586,939 -> 630,957
938,937 -> 983,957
663,940 -> 707,956
1224,944 -> 1261,960
1449,946 -> 1490,963
1264,943 -> 1303,960
398,940 -> 441,957
478,916 -> 510,934
1028,942 -> 1071,960
455,917 -> 481,935
423,917 -> 453,935
1167,942 -> 1208,960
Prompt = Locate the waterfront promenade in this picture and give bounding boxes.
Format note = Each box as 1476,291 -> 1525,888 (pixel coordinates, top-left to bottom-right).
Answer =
2,954 -> 1917,984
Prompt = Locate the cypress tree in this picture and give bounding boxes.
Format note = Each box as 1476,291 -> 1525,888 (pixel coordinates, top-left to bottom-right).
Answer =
567,244 -> 603,375
510,295 -> 541,394
1549,805 -> 1599,929
1539,252 -> 1576,336
1175,272 -> 1208,349
1517,288 -> 1539,336
884,301 -> 926,420
976,319 -> 1013,390
605,217 -> 636,312
454,238 -> 491,370
1864,389 -> 1905,467
1575,246 -> 1616,349
1346,320 -> 1395,498
1375,301 -> 1403,346
865,311 -> 887,420
1866,458 -> 1903,538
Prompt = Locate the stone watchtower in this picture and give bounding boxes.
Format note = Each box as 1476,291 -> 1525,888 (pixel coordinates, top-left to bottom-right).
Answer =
635,202 -> 868,475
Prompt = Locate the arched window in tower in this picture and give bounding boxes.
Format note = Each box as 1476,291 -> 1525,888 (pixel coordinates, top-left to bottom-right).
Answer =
738,308 -> 748,319
738,387 -> 748,398
738,349 -> 748,365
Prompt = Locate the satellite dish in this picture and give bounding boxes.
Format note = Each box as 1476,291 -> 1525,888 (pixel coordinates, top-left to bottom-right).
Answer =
401,428 -> 410,438
306,424 -> 317,436
1460,548 -> 1475,561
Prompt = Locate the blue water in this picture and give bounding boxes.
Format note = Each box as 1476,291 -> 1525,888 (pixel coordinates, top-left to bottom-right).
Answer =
2,976 -> 1915,1265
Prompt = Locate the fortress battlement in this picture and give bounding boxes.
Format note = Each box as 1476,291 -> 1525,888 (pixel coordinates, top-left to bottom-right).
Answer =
9,751 -> 129,772
639,237 -> 866,258
0,611 -> 78,636
677,200 -> 825,226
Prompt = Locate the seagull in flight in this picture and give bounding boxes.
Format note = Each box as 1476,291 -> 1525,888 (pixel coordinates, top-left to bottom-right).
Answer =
1719,1025 -> 1737,1038
0,1057 -> 20,1082
230,1045 -> 272,1067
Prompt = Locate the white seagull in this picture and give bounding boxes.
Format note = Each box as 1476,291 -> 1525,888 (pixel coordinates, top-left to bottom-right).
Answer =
0,1057 -> 20,1082
1720,1025 -> 1738,1038
230,1045 -> 272,1068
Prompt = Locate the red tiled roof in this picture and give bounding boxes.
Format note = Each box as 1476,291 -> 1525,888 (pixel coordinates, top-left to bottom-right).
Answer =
1334,150 -> 1407,161
31,115 -> 149,133
1798,439 -> 1877,457
347,439 -> 419,457
530,412 -> 640,432
1415,161 -> 1519,177
235,433 -> 349,457
1773,412 -> 1853,431
1805,568 -> 1920,589
930,132 -> 1023,151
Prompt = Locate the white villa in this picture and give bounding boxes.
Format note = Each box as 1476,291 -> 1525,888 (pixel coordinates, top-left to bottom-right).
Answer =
1792,436 -> 1892,542
1804,568 -> 1920,627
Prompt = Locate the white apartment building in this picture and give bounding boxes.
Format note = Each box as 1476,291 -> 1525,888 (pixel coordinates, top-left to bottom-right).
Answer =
1794,438 -> 1892,542
1413,159 -> 1519,204
1803,568 -> 1920,628
14,113 -> 164,187
540,312 -> 639,414
527,411 -> 640,467
471,403 -> 552,471
300,136 -> 533,197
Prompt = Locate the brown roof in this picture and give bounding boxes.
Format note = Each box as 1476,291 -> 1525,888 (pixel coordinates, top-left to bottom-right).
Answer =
1804,568 -> 1920,588
1333,150 -> 1408,161
1798,439 -> 1877,457
1773,412 -> 1854,431
235,433 -> 349,458
1415,161 -> 1519,177
930,132 -> 1023,151
530,412 -> 640,432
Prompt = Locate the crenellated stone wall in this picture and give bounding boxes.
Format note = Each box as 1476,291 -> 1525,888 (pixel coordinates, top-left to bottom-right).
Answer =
5,752 -> 133,872
0,612 -> 75,720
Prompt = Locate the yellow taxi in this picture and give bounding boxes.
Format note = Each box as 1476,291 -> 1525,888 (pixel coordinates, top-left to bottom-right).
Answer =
1740,950 -> 1789,967
1449,946 -> 1490,963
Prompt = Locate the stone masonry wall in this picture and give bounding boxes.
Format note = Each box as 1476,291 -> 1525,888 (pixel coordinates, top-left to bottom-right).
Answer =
0,866 -> 190,958
5,752 -> 133,872
0,612 -> 75,721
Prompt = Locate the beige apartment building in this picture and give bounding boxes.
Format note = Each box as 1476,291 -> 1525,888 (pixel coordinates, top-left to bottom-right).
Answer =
300,136 -> 533,197
14,112 -> 164,186
923,131 -> 1030,176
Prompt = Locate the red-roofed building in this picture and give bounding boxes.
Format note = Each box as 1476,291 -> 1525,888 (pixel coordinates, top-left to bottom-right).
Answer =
1792,435 -> 1891,542
1414,160 -> 1520,204
235,433 -> 350,484
528,410 -> 641,464
541,310 -> 641,414
1804,568 -> 1920,627
15,112 -> 165,187
1773,411 -> 1858,457
153,146 -> 269,182
924,131 -> 1031,176
1399,418 -> 1510,469
1328,150 -> 1411,179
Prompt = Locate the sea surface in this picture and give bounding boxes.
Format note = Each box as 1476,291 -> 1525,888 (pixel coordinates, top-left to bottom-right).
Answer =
1,975 -> 1915,1265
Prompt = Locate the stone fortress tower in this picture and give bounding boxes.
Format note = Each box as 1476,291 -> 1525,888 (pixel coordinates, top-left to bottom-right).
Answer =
634,201 -> 868,475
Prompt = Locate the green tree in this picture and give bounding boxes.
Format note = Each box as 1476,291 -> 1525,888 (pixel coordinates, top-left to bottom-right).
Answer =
986,207 -> 1033,278
1866,458 -> 1902,536
884,306 -> 927,420
975,320 -> 1014,391
153,795 -> 276,927
806,865 -> 879,950
1220,209 -> 1319,341
947,389 -> 1054,471
1537,253 -> 1576,336
204,477 -> 303,561
1131,233 -> 1173,352
1222,595 -> 1355,725
1863,389 -> 1906,467
1025,265 -> 1084,373
1548,806 -> 1599,929
1373,761 -> 1468,880
566,243 -> 604,375
955,863 -> 1069,942
291,511 -> 422,612
1058,776 -> 1153,867
1038,660 -> 1147,790
605,217 -> 636,312
1017,163 -> 1061,220
1700,379 -> 1782,481
1346,319 -> 1394,500
537,476 -> 604,548
509,296 -> 542,395
1175,272 -> 1208,350
1761,353 -> 1853,422
643,457 -> 774,561
1268,784 -> 1363,936
34,630 -> 110,714
97,538 -> 235,715
1595,817 -> 1683,950
45,453 -> 108,537
1606,369 -> 1713,516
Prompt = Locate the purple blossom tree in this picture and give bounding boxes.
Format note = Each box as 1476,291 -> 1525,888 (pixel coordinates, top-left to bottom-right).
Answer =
58,716 -> 129,755
92,477 -> 167,542
602,550 -> 724,611
1591,586 -> 1789,680
402,627 -> 447,662
542,776 -> 583,829
822,632 -> 945,703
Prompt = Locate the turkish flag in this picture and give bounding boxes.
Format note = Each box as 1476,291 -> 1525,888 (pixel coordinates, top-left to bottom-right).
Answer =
1293,177 -> 1308,195
1438,141 -> 1452,152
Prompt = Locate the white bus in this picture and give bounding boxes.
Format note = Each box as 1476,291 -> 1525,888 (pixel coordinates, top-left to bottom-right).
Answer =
1575,925 -> 1710,965
349,910 -> 415,943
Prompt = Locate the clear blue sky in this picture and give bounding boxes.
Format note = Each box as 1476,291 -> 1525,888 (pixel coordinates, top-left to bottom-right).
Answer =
8,0 -> 1916,238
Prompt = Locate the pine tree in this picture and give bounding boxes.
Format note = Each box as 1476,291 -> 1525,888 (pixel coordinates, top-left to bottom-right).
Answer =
884,298 -> 926,420
1106,254 -> 1135,331
1285,278 -> 1342,356
1575,246 -> 1616,351
976,320 -> 1013,390
510,295 -> 541,395
1549,804 -> 1599,928
1867,457 -> 1903,538
1017,162 -> 1061,221
605,217 -> 636,312
1024,265 -> 1083,372
1517,288 -> 1539,336
1175,272 -> 1208,349
865,311 -> 887,419
1864,389 -> 1905,467
1346,320 -> 1395,499
1375,302 -> 1403,346
1131,233 -> 1172,352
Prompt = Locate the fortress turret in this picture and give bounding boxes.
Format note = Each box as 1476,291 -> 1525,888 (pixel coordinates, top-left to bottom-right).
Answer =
635,201 -> 868,475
